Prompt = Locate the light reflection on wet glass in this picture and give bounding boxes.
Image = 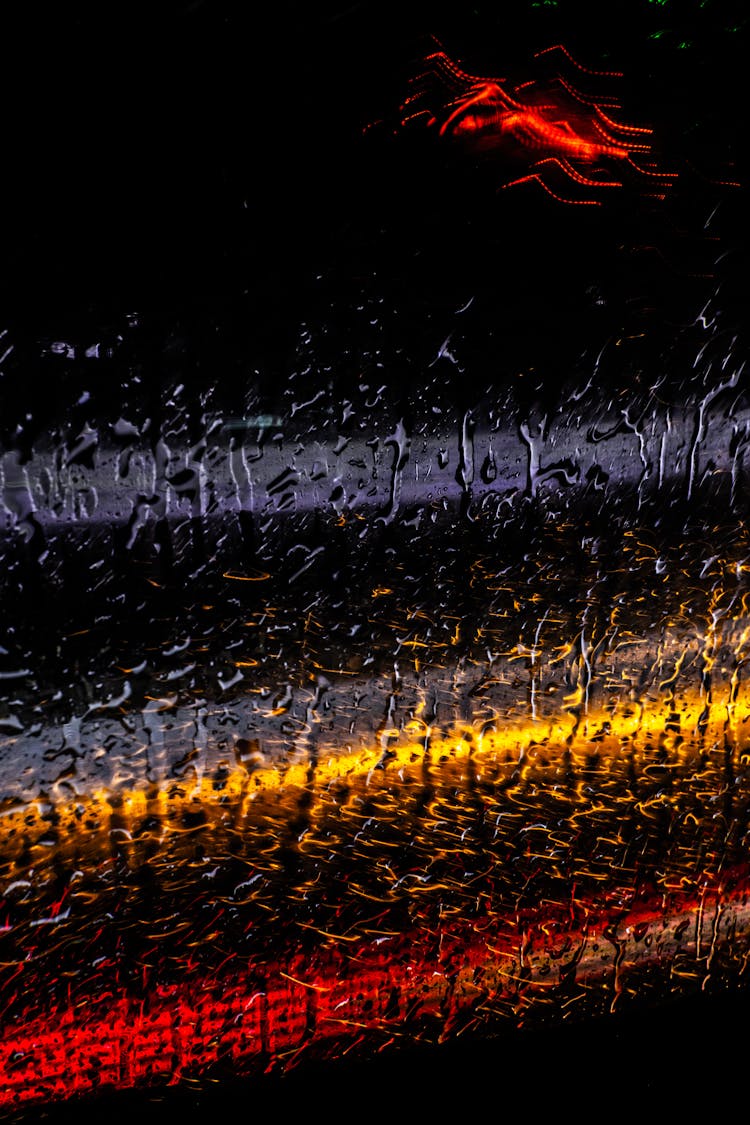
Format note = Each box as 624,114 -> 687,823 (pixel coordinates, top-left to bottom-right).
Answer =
1,0 -> 748,1111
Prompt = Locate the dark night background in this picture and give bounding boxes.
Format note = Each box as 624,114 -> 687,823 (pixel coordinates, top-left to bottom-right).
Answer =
2,0 -> 749,1117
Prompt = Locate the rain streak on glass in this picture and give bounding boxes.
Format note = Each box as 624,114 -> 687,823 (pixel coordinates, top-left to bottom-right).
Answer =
1,0 -> 748,1109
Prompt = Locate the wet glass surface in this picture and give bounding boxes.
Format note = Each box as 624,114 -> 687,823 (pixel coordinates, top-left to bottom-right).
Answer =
2,0 -> 750,1116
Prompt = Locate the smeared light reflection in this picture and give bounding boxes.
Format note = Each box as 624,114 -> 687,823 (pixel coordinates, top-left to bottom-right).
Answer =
3,664 -> 750,1104
401,44 -> 677,204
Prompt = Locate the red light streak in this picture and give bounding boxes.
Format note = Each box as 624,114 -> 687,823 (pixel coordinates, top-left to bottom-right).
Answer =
2,878 -> 750,1108
402,46 -> 676,205
534,43 -> 624,79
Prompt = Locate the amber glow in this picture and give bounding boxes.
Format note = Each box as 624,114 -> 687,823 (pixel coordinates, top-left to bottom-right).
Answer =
0,678 -> 742,834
